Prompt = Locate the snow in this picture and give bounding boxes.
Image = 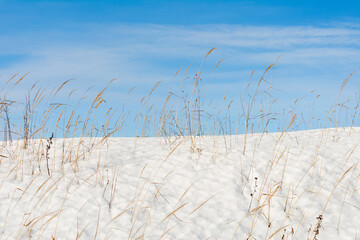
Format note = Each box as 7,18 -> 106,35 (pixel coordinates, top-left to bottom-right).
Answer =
0,127 -> 360,239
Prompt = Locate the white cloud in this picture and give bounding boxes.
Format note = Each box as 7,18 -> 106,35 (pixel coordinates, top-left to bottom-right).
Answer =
0,23 -> 360,102
1,23 -> 360,136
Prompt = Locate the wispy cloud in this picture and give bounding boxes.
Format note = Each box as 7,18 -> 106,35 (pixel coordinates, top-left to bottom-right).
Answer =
1,23 -> 360,102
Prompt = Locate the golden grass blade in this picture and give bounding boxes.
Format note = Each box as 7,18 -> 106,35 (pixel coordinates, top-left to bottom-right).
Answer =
339,71 -> 354,97
213,58 -> 224,71
188,194 -> 216,216
250,70 -> 255,79
128,86 -> 136,95
149,81 -> 162,97
176,181 -> 197,206
160,202 -> 188,224
184,64 -> 191,76
13,72 -> 29,87
55,79 -> 73,96
5,72 -> 19,86
268,225 -> 289,239
321,165 -> 354,214
205,47 -> 216,59
172,67 -> 182,81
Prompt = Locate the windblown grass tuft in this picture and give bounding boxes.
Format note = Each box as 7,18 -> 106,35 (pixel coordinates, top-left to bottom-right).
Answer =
0,51 -> 359,239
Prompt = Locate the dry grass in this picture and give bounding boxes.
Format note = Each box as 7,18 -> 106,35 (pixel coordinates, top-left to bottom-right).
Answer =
0,50 -> 359,239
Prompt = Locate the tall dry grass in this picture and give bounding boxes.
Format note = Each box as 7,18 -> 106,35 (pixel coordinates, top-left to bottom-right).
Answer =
0,49 -> 359,239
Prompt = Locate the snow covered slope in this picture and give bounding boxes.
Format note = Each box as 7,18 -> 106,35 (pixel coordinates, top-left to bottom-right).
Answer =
0,127 -> 359,239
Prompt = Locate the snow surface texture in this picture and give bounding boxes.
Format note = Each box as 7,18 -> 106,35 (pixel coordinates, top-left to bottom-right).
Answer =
0,127 -> 360,239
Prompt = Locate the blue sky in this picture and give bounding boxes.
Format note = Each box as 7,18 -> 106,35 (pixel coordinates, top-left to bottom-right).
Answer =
1,0 -> 360,26
1,0 -> 360,135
